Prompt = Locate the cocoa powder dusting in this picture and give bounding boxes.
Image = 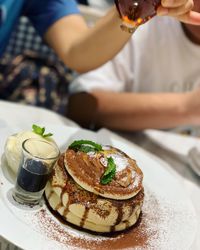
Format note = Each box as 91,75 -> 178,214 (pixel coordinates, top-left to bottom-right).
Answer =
65,148 -> 143,198
34,207 -> 149,250
32,190 -> 163,250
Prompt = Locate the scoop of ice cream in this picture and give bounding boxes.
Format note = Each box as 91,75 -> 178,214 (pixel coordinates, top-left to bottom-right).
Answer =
4,131 -> 57,175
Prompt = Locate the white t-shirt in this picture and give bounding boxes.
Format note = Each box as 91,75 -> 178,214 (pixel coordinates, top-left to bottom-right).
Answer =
70,16 -> 200,94
88,0 -> 112,11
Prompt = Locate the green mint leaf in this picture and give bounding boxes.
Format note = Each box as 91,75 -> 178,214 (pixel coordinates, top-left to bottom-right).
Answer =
68,140 -> 102,153
100,170 -> 116,185
79,145 -> 96,153
103,157 -> 115,176
32,124 -> 44,136
43,133 -> 53,138
100,157 -> 116,185
32,124 -> 53,138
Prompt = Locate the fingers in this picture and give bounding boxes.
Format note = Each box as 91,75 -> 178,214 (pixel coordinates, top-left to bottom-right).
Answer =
157,8 -> 200,25
161,0 -> 189,8
157,0 -> 200,25
166,0 -> 194,16
157,0 -> 194,17
177,11 -> 200,25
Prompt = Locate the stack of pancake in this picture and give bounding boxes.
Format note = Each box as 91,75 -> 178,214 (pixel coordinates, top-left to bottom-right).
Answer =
45,145 -> 144,233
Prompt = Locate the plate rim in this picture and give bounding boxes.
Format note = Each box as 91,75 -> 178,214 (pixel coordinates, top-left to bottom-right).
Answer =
0,125 -> 198,250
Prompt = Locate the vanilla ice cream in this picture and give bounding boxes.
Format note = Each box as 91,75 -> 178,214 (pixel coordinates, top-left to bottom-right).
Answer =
4,131 -> 57,175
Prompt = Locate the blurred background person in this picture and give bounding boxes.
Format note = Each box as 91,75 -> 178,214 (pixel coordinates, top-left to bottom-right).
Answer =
0,0 -> 200,117
0,0 -> 131,73
87,0 -> 113,11
68,1 -> 200,135
0,0 -> 199,73
0,0 -> 131,114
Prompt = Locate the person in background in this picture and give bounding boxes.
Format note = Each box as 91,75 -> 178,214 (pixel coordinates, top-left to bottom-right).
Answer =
68,0 -> 200,134
0,0 -> 200,73
87,0 -> 113,11
78,0 -> 88,5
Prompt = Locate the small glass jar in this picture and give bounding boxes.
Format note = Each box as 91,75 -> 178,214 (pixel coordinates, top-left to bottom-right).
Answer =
115,0 -> 161,33
13,138 -> 60,205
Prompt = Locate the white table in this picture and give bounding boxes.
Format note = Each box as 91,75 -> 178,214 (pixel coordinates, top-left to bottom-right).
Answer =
0,100 -> 78,129
0,100 -> 199,249
117,130 -> 200,250
0,101 -> 79,250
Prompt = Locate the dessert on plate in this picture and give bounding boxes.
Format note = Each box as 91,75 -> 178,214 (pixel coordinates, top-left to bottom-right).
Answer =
45,140 -> 144,233
4,125 -> 56,175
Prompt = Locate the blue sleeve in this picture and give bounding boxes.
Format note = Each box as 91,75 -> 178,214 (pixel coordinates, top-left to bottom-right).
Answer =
24,0 -> 80,37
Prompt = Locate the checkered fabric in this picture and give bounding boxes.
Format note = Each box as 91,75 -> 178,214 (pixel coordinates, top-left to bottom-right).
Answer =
4,16 -> 57,62
0,16 -> 75,115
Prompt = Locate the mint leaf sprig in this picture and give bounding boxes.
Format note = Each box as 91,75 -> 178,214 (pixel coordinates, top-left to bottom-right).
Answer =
68,140 -> 116,184
32,124 -> 53,138
68,140 -> 102,153
100,157 -> 116,185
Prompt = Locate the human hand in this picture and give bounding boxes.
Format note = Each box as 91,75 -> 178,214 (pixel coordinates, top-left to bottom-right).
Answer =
157,0 -> 200,25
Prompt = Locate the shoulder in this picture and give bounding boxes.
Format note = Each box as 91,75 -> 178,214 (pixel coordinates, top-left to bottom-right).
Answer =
24,0 -> 80,36
24,0 -> 79,15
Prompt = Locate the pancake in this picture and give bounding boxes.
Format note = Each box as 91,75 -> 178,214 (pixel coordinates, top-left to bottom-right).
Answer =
64,146 -> 143,200
45,155 -> 144,233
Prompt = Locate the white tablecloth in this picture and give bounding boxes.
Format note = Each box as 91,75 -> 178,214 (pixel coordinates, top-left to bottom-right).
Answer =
117,130 -> 200,250
0,100 -> 78,129
0,101 -> 79,250
0,100 -> 199,249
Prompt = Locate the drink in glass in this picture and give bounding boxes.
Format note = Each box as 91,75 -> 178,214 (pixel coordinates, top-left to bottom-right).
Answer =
13,138 -> 60,205
115,0 -> 161,33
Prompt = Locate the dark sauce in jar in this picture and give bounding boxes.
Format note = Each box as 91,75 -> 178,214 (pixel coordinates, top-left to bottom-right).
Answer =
17,159 -> 49,192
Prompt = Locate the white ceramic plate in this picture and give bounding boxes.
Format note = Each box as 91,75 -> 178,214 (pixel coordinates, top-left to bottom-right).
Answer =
145,129 -> 200,156
0,125 -> 197,250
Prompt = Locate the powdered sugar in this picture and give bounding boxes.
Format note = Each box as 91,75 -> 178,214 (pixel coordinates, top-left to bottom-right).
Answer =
87,152 -> 96,158
108,153 -> 129,172
99,156 -> 107,167
21,184 -> 196,250
138,187 -> 196,250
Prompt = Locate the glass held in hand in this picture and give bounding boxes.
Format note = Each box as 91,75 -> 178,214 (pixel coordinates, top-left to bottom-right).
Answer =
13,138 -> 60,206
115,0 -> 161,33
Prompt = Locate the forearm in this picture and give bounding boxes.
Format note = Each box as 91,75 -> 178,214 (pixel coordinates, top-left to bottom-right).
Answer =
66,7 -> 131,72
91,91 -> 191,131
45,7 -> 131,73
